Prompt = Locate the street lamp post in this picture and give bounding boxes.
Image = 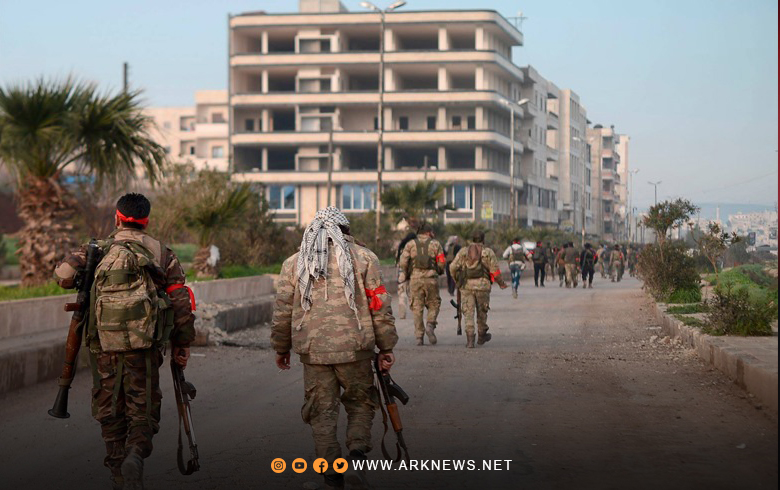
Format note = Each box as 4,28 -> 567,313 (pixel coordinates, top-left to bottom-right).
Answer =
499,98 -> 528,225
627,168 -> 639,242
572,136 -> 588,246
361,1 -> 406,243
648,180 -> 661,206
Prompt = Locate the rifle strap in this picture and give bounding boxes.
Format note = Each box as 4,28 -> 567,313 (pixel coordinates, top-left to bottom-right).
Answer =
176,417 -> 198,475
378,400 -> 394,461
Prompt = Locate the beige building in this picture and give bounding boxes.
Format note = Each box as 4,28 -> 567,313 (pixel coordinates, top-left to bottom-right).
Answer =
146,90 -> 229,172
550,89 -> 592,235
587,124 -> 627,242
228,0 -> 527,226
518,66 -> 559,227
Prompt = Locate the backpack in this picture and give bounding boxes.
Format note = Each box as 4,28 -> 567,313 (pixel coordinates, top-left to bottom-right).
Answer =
445,243 -> 458,262
413,238 -> 435,270
511,246 -> 525,262
88,240 -> 174,353
583,250 -> 596,269
457,244 -> 489,287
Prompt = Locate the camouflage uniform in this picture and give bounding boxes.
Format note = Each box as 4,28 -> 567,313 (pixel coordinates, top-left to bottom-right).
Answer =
449,245 -> 506,347
609,248 -> 625,282
563,247 -> 580,288
398,235 -> 445,345
271,235 -> 397,476
55,227 -> 195,481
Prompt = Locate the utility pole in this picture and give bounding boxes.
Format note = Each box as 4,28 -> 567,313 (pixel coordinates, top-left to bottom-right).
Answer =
509,107 -> 515,224
648,180 -> 661,206
123,62 -> 129,93
326,124 -> 334,207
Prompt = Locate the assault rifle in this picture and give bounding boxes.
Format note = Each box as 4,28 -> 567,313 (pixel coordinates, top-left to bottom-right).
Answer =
48,240 -> 102,419
172,359 -> 200,475
450,293 -> 462,336
374,354 -> 410,463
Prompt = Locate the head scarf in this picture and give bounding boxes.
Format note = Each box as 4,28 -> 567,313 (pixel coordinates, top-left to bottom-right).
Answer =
296,207 -> 359,326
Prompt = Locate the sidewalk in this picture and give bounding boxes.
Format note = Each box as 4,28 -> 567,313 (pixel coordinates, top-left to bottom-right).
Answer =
654,303 -> 778,414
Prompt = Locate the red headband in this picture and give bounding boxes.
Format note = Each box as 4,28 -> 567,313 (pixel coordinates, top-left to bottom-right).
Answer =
116,209 -> 149,227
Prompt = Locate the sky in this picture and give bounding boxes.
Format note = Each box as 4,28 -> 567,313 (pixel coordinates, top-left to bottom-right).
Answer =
0,0 -> 777,211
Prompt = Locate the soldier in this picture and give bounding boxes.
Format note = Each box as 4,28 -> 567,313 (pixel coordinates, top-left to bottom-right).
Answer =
395,231 -> 417,320
502,237 -> 528,299
449,231 -> 508,348
272,207 -> 397,490
555,243 -> 567,287
609,244 -> 625,282
398,223 -> 445,346
627,245 -> 639,277
563,241 -> 580,288
580,243 -> 598,289
598,244 -> 610,278
55,193 -> 195,490
532,241 -> 548,287
444,235 -> 461,297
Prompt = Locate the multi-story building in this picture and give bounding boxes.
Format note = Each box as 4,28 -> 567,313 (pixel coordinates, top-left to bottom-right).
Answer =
552,89 -> 591,236
518,66 -> 559,227
146,90 -> 229,172
587,124 -> 625,242
615,133 -> 631,240
228,0 -> 526,226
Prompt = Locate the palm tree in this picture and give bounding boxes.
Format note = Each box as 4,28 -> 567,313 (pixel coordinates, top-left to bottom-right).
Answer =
181,171 -> 253,278
0,78 -> 166,286
381,180 -> 451,225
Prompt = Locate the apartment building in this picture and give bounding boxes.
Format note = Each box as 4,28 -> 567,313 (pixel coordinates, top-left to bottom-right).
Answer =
518,66 -> 559,227
146,90 -> 229,172
615,133 -> 632,240
552,89 -> 592,235
228,0 -> 526,226
587,124 -> 626,242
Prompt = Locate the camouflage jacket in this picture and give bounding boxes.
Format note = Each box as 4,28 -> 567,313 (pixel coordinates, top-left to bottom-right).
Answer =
271,235 -> 398,365
398,235 -> 445,281
609,250 -> 625,267
449,244 -> 506,291
564,247 -> 580,265
54,227 -> 196,348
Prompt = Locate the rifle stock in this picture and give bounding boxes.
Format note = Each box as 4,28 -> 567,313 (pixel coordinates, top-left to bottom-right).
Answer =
48,240 -> 102,419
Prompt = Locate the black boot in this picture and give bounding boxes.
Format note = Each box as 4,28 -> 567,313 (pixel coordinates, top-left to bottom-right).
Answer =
121,449 -> 144,490
346,450 -> 371,490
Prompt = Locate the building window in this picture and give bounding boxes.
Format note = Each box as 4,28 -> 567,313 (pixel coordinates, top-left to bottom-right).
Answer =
399,116 -> 409,130
189,146 -> 195,155
212,113 -> 226,123
342,184 -> 375,210
427,116 -> 436,130
467,116 -> 476,130
373,117 -> 378,130
451,116 -> 462,129
452,184 -> 472,210
245,119 -> 255,132
211,146 -> 224,158
269,185 -> 296,210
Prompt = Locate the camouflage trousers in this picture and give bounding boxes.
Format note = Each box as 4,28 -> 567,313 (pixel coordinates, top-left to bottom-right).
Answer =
302,359 -> 378,476
610,263 -> 622,281
460,289 -> 491,338
564,264 -> 579,287
410,278 -> 441,340
90,348 -> 163,477
397,280 -> 411,320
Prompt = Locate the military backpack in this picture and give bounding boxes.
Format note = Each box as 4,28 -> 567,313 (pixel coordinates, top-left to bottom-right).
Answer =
413,238 -> 436,270
87,239 -> 174,353
583,250 -> 596,269
511,246 -> 526,262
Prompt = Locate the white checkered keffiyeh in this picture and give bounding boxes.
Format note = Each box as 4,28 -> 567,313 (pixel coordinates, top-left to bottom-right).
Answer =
296,207 -> 360,328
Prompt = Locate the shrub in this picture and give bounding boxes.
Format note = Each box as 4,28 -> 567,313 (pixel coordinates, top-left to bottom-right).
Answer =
705,285 -> 775,336
637,241 -> 701,302
673,314 -> 705,328
667,303 -> 708,314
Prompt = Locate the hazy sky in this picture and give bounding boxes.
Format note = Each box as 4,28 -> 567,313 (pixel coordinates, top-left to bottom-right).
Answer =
1,0 -> 777,210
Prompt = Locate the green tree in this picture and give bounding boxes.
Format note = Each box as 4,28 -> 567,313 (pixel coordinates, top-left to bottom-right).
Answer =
0,78 -> 166,286
382,181 -> 451,224
180,171 -> 253,278
643,198 -> 699,247
692,222 -> 740,286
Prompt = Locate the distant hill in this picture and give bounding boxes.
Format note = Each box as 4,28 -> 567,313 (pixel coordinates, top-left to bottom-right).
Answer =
692,202 -> 776,222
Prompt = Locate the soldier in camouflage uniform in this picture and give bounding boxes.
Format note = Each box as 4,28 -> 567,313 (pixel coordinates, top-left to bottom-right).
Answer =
609,244 -> 625,282
272,207 -> 397,490
398,223 -> 445,346
55,193 -> 195,490
449,231 -> 508,348
563,241 -> 580,288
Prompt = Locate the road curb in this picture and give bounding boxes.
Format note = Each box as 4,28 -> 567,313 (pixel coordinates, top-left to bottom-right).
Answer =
653,302 -> 778,414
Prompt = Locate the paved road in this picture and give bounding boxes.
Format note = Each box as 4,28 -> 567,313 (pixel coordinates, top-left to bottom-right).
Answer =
0,274 -> 777,490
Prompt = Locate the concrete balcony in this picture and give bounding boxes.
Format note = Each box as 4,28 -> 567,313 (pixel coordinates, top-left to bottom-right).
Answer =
546,111 -> 559,129
602,191 -> 615,201
232,129 -> 522,151
601,168 -> 615,180
195,122 -> 228,138
231,90 -> 522,109
546,146 -> 558,161
233,168 -> 518,187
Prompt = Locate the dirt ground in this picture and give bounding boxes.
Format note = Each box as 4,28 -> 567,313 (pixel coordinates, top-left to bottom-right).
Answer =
0,274 -> 776,490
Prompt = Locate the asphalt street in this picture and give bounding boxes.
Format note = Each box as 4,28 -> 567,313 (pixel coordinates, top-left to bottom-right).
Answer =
0,272 -> 776,490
